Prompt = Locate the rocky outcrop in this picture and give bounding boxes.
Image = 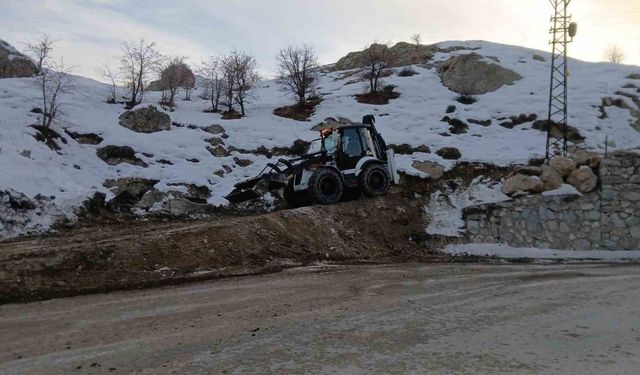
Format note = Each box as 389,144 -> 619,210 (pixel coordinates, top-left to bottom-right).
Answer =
333,42 -> 472,71
119,105 -> 171,133
437,53 -> 523,95
0,39 -> 37,78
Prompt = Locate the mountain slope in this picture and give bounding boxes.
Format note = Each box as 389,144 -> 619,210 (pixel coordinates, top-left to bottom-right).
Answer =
0,40 -> 639,238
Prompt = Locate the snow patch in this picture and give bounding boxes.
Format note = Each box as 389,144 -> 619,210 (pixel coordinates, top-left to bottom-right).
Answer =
426,177 -> 510,237
445,243 -> 640,260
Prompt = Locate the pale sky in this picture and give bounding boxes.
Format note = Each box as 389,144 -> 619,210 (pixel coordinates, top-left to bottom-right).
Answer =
1,0 -> 638,80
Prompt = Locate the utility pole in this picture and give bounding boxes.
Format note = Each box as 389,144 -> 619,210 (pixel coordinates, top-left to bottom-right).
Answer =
545,0 -> 578,159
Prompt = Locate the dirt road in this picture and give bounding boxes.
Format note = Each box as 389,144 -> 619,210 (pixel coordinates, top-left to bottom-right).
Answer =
1,263 -> 639,374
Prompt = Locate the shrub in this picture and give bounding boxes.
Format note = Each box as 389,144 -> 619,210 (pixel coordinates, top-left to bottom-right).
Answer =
397,67 -> 418,77
455,94 -> 477,105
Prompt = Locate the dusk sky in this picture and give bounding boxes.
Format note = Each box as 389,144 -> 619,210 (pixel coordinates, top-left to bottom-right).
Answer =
1,0 -> 638,80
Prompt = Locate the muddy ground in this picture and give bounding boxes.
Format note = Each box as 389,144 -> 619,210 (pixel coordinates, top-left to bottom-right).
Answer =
0,165 -> 507,304
0,189 -> 449,304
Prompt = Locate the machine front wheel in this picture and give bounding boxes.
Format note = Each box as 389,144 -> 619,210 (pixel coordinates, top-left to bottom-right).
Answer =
308,168 -> 344,205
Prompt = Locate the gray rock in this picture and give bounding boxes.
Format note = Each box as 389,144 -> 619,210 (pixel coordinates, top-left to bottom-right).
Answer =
119,105 -> 171,133
103,177 -> 159,197
96,145 -> 148,167
234,157 -> 254,167
436,147 -> 461,160
540,165 -> 563,191
567,166 -> 598,193
412,161 -> 445,180
509,165 -> 542,177
165,198 -> 214,217
207,145 -> 230,157
203,124 -> 226,134
532,54 -> 546,62
549,156 -> 577,177
502,174 -> 544,196
437,53 -> 523,95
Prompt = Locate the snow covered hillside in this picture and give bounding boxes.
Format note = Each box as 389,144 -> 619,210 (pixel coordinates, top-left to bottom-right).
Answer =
1,40 -> 639,238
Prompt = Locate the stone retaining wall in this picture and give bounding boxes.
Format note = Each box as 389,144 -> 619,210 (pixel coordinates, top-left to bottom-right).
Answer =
463,151 -> 640,250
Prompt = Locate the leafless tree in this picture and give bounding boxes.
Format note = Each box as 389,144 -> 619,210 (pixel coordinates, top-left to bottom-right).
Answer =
220,55 -> 237,112
198,56 -> 224,112
34,58 -> 75,127
119,39 -> 162,107
230,51 -> 260,116
98,64 -> 119,103
276,45 -> 320,106
411,33 -> 422,46
26,34 -> 54,75
360,42 -> 394,94
605,45 -> 625,64
156,56 -> 195,109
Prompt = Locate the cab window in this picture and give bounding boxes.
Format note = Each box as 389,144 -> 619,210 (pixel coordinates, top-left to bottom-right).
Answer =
342,128 -> 364,157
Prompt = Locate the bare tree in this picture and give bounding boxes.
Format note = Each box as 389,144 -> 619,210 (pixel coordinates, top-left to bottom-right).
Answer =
230,51 -> 260,116
98,64 -> 119,103
360,42 -> 394,94
276,45 -> 319,106
198,56 -> 224,112
605,45 -> 626,64
220,55 -> 237,112
119,39 -> 162,107
34,58 -> 75,127
411,33 -> 422,46
26,34 -> 54,75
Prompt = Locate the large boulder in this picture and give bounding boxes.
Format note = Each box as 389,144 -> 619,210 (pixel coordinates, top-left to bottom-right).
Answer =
437,53 -> 523,95
502,174 -> 544,196
549,156 -> 577,177
567,166 -> 598,193
119,105 -> 171,133
0,39 -> 37,78
540,165 -> 563,191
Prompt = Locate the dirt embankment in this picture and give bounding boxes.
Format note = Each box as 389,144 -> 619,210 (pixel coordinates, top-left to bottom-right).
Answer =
0,190 -> 445,304
0,163 -> 508,304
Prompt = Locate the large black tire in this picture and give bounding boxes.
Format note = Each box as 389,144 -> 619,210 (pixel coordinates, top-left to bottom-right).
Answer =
359,163 -> 390,197
308,168 -> 344,205
283,178 -> 311,208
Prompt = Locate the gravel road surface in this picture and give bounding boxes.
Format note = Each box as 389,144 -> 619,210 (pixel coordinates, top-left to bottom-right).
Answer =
1,263 -> 639,374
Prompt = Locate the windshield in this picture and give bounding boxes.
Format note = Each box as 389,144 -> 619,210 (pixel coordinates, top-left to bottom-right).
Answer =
309,139 -> 322,153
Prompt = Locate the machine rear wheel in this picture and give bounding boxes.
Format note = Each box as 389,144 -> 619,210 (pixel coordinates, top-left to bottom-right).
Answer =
359,164 -> 390,197
308,168 -> 343,205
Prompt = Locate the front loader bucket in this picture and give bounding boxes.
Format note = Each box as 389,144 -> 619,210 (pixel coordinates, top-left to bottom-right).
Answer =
225,188 -> 262,204
224,173 -> 287,204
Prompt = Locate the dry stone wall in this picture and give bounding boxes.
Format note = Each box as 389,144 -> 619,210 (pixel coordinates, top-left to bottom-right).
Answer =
463,151 -> 640,250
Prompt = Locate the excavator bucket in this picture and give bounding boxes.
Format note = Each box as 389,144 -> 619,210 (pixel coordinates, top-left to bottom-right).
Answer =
224,176 -> 265,204
224,172 -> 289,204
